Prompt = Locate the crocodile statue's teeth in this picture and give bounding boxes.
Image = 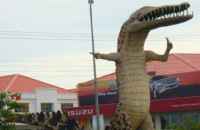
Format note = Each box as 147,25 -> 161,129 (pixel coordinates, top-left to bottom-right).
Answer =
160,8 -> 164,16
168,7 -> 172,14
181,4 -> 185,10
140,5 -> 192,23
169,7 -> 173,14
173,7 -> 176,13
155,9 -> 159,17
164,7 -> 168,15
175,6 -> 179,13
187,9 -> 189,15
152,11 -> 156,19
179,6 -> 182,12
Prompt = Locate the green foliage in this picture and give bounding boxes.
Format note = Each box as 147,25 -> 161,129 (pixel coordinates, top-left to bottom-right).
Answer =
0,123 -> 16,130
0,92 -> 20,130
166,116 -> 200,130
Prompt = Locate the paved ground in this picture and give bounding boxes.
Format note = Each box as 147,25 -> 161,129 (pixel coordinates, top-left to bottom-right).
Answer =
16,123 -> 39,130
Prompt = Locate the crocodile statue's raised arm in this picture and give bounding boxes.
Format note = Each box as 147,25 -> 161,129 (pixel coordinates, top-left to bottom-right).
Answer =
93,2 -> 193,130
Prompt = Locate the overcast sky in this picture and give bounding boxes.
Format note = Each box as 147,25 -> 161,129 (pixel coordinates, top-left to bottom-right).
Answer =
0,0 -> 199,88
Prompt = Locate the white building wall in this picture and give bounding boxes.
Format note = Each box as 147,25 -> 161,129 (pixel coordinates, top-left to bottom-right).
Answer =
20,93 -> 36,113
35,88 -> 58,112
18,87 -> 78,113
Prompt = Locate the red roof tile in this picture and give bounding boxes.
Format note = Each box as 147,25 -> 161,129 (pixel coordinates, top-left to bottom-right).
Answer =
146,53 -> 200,75
0,75 -> 14,91
0,74 -> 72,94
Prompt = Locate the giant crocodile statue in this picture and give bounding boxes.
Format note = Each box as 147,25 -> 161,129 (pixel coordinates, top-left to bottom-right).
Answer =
93,2 -> 193,130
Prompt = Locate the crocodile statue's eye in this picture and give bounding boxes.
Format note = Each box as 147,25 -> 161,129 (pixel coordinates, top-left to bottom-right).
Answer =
136,12 -> 144,20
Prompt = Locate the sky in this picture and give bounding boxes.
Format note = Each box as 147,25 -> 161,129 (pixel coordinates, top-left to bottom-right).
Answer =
0,0 -> 199,89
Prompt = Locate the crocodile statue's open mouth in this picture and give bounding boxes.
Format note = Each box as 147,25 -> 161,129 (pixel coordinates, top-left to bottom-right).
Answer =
127,2 -> 193,32
139,3 -> 193,23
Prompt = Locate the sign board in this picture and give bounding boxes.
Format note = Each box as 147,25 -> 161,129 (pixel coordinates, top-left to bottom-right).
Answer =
67,106 -> 95,117
63,104 -> 117,118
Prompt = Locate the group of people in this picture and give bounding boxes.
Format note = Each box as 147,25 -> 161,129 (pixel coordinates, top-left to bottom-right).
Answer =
16,110 -> 81,130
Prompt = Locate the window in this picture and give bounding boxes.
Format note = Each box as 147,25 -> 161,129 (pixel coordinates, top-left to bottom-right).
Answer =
61,103 -> 73,109
15,103 -> 29,112
41,103 -> 53,112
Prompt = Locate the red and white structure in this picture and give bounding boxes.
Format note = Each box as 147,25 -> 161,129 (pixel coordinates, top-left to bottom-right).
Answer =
0,74 -> 78,113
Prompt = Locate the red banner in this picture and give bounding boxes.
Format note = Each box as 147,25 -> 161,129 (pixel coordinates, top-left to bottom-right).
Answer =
150,96 -> 200,112
65,105 -> 95,117
63,104 -> 117,118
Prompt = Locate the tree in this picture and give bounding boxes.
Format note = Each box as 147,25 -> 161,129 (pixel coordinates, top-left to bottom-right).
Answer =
0,92 -> 20,130
166,117 -> 200,130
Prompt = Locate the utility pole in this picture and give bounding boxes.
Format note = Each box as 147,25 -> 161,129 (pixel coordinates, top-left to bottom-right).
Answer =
88,0 -> 101,130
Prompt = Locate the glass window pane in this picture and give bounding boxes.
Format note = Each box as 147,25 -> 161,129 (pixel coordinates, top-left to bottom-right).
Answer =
41,103 -> 53,112
15,103 -> 29,112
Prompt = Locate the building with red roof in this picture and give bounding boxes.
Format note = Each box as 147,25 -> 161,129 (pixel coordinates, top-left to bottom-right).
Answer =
0,74 -> 78,113
64,53 -> 200,130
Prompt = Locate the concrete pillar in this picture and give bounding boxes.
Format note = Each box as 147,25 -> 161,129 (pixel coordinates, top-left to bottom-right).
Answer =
155,114 -> 161,130
92,115 -> 104,130
36,101 -> 41,112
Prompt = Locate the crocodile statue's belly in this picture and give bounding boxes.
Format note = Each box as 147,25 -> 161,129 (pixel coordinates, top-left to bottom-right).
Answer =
117,55 -> 151,127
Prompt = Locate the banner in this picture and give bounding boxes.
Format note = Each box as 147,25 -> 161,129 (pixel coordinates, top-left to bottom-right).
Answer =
150,75 -> 200,99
